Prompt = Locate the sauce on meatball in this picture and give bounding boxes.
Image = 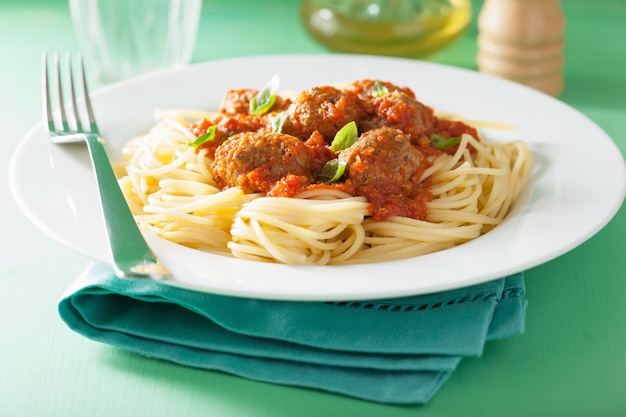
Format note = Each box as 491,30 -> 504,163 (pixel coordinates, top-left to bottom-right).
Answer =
339,127 -> 431,220
211,132 -> 319,194
194,79 -> 479,221
282,85 -> 364,143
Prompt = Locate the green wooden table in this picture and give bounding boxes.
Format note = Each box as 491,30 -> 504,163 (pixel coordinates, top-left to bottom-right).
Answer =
1,0 -> 625,415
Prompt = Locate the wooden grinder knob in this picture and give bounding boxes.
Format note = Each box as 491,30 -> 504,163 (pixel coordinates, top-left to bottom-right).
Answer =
477,0 -> 565,96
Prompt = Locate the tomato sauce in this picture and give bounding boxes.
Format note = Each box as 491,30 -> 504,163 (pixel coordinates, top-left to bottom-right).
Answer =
191,79 -> 479,222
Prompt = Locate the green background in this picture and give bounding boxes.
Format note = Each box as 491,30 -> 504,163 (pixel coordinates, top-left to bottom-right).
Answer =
1,0 -> 625,416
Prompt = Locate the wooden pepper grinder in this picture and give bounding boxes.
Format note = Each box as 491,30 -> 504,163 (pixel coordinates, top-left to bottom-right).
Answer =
477,0 -> 565,96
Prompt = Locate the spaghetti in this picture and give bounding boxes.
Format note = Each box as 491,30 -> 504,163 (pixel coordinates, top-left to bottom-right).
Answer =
118,79 -> 533,265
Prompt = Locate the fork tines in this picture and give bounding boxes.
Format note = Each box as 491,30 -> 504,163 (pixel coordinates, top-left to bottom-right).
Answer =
42,52 -> 99,135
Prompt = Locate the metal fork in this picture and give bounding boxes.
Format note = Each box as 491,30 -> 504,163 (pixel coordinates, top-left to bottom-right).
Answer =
43,52 -> 166,278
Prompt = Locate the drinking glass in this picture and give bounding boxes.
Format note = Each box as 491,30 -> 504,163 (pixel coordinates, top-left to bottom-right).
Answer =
69,0 -> 202,83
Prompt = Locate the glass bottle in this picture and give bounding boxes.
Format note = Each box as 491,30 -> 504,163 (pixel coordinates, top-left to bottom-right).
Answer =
300,0 -> 472,56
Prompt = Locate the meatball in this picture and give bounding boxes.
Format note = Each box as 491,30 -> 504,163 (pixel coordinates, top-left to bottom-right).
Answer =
359,90 -> 436,145
190,114 -> 271,158
282,85 -> 363,142
339,127 -> 425,196
213,113 -> 270,140
219,89 -> 257,114
338,127 -> 429,220
211,132 -> 316,193
218,88 -> 291,115
346,79 -> 416,102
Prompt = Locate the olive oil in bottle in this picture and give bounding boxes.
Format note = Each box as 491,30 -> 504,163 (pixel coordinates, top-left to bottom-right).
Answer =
300,0 -> 472,56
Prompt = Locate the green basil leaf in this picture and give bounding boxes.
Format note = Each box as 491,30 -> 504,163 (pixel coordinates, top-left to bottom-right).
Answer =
319,159 -> 347,183
189,125 -> 217,148
371,81 -> 389,97
271,112 -> 285,133
249,74 -> 280,116
330,121 -> 358,153
430,134 -> 463,150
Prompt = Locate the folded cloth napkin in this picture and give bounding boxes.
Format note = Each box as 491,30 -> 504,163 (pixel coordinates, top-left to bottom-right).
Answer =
58,263 -> 527,404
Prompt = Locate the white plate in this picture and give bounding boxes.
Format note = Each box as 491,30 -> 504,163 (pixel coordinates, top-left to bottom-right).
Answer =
9,54 -> 626,300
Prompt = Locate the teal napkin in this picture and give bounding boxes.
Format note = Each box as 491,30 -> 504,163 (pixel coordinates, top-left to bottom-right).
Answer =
58,263 -> 527,404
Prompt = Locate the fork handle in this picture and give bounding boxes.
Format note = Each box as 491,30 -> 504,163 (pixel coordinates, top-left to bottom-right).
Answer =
84,133 -> 159,277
